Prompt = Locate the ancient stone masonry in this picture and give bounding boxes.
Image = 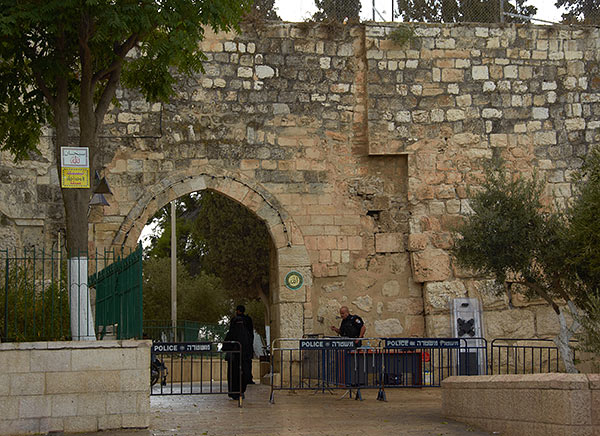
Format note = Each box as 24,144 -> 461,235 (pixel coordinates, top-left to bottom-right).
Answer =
2,22 -> 599,340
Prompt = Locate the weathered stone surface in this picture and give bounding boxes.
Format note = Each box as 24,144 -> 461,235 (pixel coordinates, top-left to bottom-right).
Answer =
375,233 -> 404,253
411,250 -> 451,282
382,280 -> 400,297
2,22 -> 597,346
484,309 -> 536,338
374,318 -> 404,336
352,295 -> 373,312
386,298 -> 423,315
424,281 -> 467,313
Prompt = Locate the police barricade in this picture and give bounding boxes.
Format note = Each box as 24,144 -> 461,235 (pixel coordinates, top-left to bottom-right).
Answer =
269,337 -> 488,403
151,341 -> 243,407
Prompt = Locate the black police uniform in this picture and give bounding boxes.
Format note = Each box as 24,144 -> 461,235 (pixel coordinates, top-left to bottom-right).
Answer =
339,314 -> 364,339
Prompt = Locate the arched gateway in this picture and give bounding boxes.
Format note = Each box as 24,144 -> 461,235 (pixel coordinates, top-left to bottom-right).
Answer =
92,165 -> 311,340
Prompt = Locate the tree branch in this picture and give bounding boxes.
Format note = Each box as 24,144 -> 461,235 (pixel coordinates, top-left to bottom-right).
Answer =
515,279 -> 560,313
91,33 -> 139,87
94,68 -> 122,126
20,44 -> 56,108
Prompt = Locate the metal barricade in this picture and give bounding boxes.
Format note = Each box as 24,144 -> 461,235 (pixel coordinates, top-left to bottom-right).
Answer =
269,337 -> 488,403
151,341 -> 243,407
490,338 -> 575,375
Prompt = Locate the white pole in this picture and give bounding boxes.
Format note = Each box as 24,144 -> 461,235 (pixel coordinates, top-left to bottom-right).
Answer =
171,200 -> 177,342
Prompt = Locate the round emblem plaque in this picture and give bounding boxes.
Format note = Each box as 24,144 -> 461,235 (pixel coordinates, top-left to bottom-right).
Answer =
284,270 -> 304,291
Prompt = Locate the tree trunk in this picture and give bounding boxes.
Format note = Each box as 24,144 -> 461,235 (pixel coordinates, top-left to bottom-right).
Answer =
552,302 -> 581,374
55,77 -> 96,340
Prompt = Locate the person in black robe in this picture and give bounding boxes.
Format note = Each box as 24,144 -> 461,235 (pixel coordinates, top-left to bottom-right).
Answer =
224,315 -> 251,399
235,304 -> 255,384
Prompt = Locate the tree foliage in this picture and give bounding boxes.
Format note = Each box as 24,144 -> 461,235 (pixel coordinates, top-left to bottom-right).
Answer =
556,0 -> 600,24
313,0 -> 361,22
142,257 -> 229,324
144,190 -> 272,326
191,191 -> 271,302
0,0 -> 250,255
452,159 -> 587,372
396,0 -> 536,23
246,0 -> 280,21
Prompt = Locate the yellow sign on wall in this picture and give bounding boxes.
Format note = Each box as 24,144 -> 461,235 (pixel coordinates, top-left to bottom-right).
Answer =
61,168 -> 90,188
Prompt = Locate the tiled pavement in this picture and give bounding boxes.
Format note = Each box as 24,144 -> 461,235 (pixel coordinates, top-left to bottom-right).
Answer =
96,383 -> 495,436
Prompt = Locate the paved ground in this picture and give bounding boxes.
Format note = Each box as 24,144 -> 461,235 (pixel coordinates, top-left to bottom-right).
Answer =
96,384 -> 495,436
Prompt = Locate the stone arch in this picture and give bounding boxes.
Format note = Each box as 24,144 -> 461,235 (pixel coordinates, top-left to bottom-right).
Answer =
105,165 -> 311,340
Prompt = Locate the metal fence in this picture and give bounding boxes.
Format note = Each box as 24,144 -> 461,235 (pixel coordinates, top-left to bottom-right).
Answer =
150,341 -> 244,407
0,245 -> 138,342
144,320 -> 228,343
90,244 -> 143,340
269,337 -> 488,403
289,0 -> 547,25
490,338 -> 577,374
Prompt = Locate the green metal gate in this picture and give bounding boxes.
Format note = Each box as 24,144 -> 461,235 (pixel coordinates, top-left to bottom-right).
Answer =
90,244 -> 143,339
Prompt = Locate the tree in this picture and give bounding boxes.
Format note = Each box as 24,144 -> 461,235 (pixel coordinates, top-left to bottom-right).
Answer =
142,257 -> 229,325
396,0 -> 536,23
313,0 -> 361,22
556,0 -> 600,24
145,191 -> 272,325
564,147 -> 600,353
452,160 -> 581,372
191,191 -> 271,321
0,0 -> 250,339
246,0 -> 280,21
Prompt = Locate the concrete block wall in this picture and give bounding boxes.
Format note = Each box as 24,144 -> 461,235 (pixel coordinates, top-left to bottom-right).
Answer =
0,340 -> 150,435
442,373 -> 600,436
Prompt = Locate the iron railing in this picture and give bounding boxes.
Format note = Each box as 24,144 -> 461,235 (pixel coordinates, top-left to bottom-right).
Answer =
0,245 -> 139,342
490,338 -> 577,375
144,320 -> 228,343
269,337 -> 488,403
150,341 -> 244,407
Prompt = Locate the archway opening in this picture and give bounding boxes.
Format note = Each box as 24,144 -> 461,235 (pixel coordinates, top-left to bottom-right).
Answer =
138,189 -> 275,360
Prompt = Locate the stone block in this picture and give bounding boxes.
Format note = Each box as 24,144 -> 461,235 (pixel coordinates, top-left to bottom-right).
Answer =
98,414 -> 123,431
39,417 -> 64,434
106,392 -> 139,415
63,415 -> 98,433
77,392 -> 107,416
374,318 -> 403,336
407,233 -> 428,251
423,280 -> 466,313
71,348 -> 136,371
485,309 -> 535,338
0,418 -> 40,436
382,280 -> 401,297
31,349 -> 71,372
120,369 -> 148,392
51,394 -> 78,417
411,250 -> 451,282
375,232 -> 404,253
19,395 -> 51,418
0,396 -> 19,420
0,374 -> 9,396
121,413 -> 150,429
10,373 -> 45,396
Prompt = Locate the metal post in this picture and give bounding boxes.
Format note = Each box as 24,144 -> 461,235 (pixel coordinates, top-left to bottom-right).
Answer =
500,0 -> 505,23
391,0 -> 394,22
373,0 -> 375,21
171,200 -> 177,341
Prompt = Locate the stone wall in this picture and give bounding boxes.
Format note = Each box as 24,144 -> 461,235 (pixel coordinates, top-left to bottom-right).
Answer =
442,374 -> 600,435
1,21 -> 600,341
0,340 -> 150,435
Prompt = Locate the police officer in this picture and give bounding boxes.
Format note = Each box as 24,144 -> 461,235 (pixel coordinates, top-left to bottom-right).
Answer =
330,306 -> 366,345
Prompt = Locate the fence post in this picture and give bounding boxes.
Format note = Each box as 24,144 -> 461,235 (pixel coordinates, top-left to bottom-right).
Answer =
500,0 -> 505,23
